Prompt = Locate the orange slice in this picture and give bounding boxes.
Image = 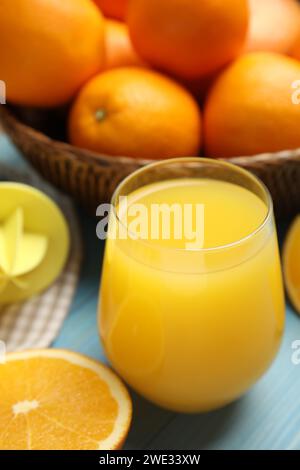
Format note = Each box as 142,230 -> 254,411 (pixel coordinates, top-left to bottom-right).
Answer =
283,216 -> 300,314
0,349 -> 132,450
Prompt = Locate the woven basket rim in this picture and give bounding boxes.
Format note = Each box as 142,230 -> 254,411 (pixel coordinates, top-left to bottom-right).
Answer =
1,105 -> 300,168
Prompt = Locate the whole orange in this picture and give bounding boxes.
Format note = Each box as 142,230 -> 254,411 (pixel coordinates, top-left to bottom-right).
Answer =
204,53 -> 300,158
245,0 -> 300,54
68,67 -> 202,159
93,0 -> 128,20
0,0 -> 105,107
127,0 -> 249,80
104,20 -> 144,70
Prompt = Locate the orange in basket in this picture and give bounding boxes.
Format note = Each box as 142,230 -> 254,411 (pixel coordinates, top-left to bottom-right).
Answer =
68,67 -> 202,159
204,52 -> 300,158
104,19 -> 144,70
0,0 -> 105,107
127,0 -> 249,79
245,0 -> 300,54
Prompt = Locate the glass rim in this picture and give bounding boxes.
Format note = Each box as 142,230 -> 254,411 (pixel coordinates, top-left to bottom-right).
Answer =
111,157 -> 273,253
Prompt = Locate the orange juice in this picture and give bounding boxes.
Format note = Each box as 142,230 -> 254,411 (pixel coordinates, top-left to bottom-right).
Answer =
99,161 -> 285,412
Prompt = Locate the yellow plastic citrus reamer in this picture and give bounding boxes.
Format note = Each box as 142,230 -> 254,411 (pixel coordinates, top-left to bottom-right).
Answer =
0,182 -> 70,303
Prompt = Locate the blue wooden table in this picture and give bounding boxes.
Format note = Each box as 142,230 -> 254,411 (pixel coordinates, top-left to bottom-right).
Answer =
1,132 -> 300,450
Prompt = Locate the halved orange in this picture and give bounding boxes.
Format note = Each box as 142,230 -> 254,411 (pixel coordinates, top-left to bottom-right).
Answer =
0,349 -> 132,450
283,216 -> 300,314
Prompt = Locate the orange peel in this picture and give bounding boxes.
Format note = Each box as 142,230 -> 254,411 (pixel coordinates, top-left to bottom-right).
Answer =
283,216 -> 300,314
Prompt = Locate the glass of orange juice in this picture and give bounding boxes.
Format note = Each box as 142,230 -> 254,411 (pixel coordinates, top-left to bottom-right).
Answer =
99,158 -> 285,413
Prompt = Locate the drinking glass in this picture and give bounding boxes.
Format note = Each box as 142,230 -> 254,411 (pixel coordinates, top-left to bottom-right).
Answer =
98,158 -> 285,412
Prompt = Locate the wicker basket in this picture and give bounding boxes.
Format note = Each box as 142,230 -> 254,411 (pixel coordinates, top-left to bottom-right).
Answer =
1,105 -> 300,217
